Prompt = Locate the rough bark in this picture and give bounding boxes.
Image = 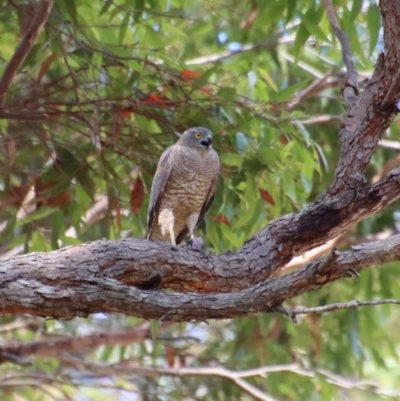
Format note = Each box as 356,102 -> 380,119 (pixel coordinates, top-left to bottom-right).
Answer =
0,0 -> 400,322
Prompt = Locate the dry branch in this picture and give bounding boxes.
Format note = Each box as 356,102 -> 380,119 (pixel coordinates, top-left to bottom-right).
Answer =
290,299 -> 400,315
0,0 -> 54,106
0,323 -> 172,362
64,356 -> 285,401
323,0 -> 358,101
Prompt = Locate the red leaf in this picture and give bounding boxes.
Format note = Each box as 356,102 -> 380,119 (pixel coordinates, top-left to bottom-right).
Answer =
34,178 -> 70,208
115,203 -> 122,230
141,94 -> 173,109
279,135 -> 289,144
200,86 -> 215,98
259,188 -> 275,205
37,53 -> 58,84
240,6 -> 258,30
213,215 -> 230,225
119,109 -> 132,118
179,69 -> 202,82
165,346 -> 176,368
131,178 -> 144,215
180,69 -> 202,78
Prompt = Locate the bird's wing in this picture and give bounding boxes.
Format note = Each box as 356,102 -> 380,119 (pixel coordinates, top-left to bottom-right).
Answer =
175,171 -> 219,245
197,173 -> 219,226
146,146 -> 173,238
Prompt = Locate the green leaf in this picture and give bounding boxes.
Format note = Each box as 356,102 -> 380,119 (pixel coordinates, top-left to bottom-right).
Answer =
118,13 -> 130,45
150,320 -> 159,343
64,0 -> 78,24
99,0 -> 114,16
285,0 -> 297,24
17,207 -> 56,226
349,0 -> 363,21
20,44 -> 41,69
269,80 -> 308,103
201,62 -> 221,82
301,5 -> 328,42
294,24 -> 310,60
133,0 -> 145,23
366,4 -> 381,56
51,210 -> 64,249
220,153 -> 243,168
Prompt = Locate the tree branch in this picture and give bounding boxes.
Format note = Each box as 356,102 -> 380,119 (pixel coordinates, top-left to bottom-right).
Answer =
1,231 -> 400,321
324,0 -> 400,193
0,110 -> 50,120
64,356 -> 285,401
186,36 -> 298,65
0,0 -> 54,107
284,299 -> 400,316
323,0 -> 358,101
380,67 -> 400,110
0,323 -> 174,363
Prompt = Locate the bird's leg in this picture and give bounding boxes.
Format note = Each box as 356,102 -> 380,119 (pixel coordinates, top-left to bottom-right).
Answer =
186,213 -> 199,238
169,222 -> 176,245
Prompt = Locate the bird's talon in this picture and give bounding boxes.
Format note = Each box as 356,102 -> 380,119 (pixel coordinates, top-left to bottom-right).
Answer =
186,237 -> 204,250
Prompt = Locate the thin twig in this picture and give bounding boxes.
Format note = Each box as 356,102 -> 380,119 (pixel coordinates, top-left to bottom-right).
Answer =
323,0 -> 358,103
317,246 -> 341,274
0,0 -> 55,106
274,305 -> 297,323
300,114 -> 342,125
379,138 -> 400,150
372,154 -> 400,182
286,71 -> 335,110
64,356 -> 283,401
290,299 -> 400,315
0,317 -> 40,333
0,110 -> 49,120
187,36 -> 299,65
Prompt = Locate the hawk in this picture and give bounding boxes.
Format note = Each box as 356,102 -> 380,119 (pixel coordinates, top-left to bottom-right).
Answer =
147,127 -> 220,245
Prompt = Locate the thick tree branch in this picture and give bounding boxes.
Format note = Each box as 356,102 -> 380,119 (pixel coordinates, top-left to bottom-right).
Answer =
0,231 -> 399,321
325,0 -> 400,194
0,0 -> 54,106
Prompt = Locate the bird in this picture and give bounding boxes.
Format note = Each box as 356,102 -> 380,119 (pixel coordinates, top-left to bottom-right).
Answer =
147,127 -> 220,245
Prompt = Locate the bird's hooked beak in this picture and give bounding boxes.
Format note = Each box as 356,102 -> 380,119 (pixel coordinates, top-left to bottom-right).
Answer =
200,136 -> 212,151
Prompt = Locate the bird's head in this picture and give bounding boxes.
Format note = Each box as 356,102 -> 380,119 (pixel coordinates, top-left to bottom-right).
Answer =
178,127 -> 213,151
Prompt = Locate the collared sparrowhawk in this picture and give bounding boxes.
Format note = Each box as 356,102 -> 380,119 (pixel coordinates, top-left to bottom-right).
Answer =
147,127 -> 220,245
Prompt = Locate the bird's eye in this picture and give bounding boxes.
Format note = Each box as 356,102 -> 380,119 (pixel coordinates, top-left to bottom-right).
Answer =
195,132 -> 202,139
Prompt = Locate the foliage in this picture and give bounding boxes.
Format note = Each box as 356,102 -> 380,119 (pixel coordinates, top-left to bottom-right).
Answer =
0,0 -> 399,400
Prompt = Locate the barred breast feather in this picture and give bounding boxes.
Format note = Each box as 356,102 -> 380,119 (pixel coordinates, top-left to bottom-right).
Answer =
147,141 -> 220,244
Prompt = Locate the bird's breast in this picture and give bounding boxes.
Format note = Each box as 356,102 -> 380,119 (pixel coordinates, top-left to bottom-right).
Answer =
158,146 -> 219,212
